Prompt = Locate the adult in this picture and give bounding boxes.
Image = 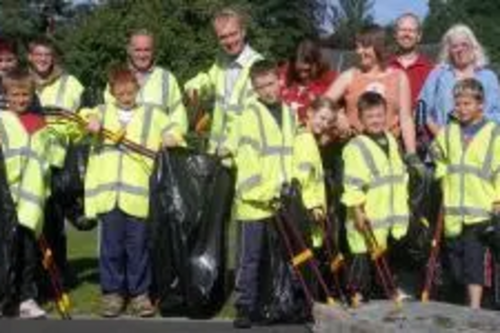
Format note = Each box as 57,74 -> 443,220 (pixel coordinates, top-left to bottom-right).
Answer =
185,7 -> 263,153
279,39 -> 337,123
389,13 -> 434,110
104,29 -> 188,135
419,24 -> 500,136
324,25 -> 416,154
28,36 -> 83,112
0,37 -> 19,110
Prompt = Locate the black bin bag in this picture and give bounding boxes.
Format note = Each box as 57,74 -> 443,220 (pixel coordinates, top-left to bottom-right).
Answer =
0,148 -> 19,313
50,143 -> 96,231
149,148 -> 234,316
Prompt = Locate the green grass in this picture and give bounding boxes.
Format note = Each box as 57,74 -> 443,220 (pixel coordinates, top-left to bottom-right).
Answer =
64,225 -> 235,318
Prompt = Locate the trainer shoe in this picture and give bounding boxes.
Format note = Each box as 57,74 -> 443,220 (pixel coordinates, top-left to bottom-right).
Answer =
100,293 -> 125,318
19,299 -> 46,319
130,294 -> 155,318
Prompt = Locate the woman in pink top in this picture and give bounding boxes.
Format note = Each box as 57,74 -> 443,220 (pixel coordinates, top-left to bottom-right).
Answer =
324,25 -> 416,154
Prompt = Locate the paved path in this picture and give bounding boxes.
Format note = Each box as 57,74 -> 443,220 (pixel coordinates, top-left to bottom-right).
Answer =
0,318 -> 312,333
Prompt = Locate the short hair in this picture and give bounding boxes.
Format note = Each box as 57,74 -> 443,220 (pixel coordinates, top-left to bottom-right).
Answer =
0,37 -> 18,56
128,28 -> 155,46
212,7 -> 247,30
355,24 -> 389,67
453,78 -> 484,102
395,12 -> 422,32
28,35 -> 59,56
3,68 -> 34,93
438,24 -> 488,68
310,97 -> 341,116
357,91 -> 387,116
250,59 -> 277,81
107,64 -> 139,88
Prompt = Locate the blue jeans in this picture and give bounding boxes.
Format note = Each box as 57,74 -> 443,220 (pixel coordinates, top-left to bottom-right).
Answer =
99,209 -> 151,296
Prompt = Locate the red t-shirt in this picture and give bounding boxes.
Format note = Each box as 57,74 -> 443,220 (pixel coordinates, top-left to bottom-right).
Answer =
388,54 -> 434,110
17,112 -> 46,135
280,67 -> 337,123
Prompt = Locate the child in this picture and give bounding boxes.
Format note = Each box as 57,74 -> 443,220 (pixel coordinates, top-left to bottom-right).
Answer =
81,65 -> 182,317
431,78 -> 500,309
0,37 -> 19,109
0,69 -> 49,318
231,59 -> 299,329
341,91 -> 409,305
293,97 -> 339,247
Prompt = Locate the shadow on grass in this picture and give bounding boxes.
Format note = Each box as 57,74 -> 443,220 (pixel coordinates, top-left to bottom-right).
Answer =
67,257 -> 99,289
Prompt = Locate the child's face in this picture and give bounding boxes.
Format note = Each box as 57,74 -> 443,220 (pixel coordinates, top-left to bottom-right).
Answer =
309,107 -> 335,135
111,81 -> 139,109
455,93 -> 483,125
6,86 -> 32,114
29,45 -> 54,76
0,52 -> 17,76
360,105 -> 386,134
252,71 -> 281,105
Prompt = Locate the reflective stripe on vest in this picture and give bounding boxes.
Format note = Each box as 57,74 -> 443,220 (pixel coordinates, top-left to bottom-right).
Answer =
55,74 -> 69,108
444,124 -> 500,220
349,136 -> 405,229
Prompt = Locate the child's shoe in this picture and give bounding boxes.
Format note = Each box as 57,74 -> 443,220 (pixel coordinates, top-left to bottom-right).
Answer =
19,299 -> 46,319
100,293 -> 124,318
130,294 -> 155,318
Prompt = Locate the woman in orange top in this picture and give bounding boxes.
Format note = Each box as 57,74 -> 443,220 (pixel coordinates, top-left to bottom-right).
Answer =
324,25 -> 416,154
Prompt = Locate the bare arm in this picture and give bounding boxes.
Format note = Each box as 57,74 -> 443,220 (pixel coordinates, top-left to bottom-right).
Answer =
397,71 -> 417,154
323,69 -> 353,103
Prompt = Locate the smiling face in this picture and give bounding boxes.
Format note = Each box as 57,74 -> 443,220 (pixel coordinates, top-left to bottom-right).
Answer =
356,43 -> 378,70
395,15 -> 421,52
309,106 -> 336,135
6,85 -> 32,114
28,44 -> 55,77
449,34 -> 475,70
214,16 -> 246,57
128,34 -> 155,72
360,104 -> 387,135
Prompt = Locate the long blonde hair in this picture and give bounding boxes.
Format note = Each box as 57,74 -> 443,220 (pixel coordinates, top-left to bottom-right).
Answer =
438,24 -> 489,68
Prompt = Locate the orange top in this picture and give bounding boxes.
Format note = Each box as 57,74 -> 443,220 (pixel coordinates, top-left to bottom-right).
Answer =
344,68 -> 402,136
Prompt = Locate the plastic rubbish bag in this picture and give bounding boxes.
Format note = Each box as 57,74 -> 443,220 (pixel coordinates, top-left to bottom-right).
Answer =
50,143 -> 96,231
149,148 -> 234,315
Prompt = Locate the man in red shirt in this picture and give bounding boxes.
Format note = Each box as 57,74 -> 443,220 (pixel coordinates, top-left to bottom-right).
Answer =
389,13 -> 433,111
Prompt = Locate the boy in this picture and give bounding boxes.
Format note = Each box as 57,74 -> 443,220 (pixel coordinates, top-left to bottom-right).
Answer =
341,91 -> 409,305
431,78 -> 500,309
82,65 -> 181,318
0,69 -> 49,318
231,59 -> 299,328
0,38 -> 19,109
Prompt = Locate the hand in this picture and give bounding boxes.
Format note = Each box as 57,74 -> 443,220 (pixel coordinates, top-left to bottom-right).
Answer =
86,115 -> 101,134
312,207 -> 325,222
335,112 -> 353,137
354,217 -> 367,233
405,153 -> 426,178
493,202 -> 500,215
162,134 -> 178,148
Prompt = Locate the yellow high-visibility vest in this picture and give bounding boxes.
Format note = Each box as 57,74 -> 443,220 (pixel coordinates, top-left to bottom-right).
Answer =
293,127 -> 327,248
104,66 -> 188,135
0,111 -> 49,235
433,120 -> 500,237
80,103 -> 181,219
185,45 -> 262,153
342,133 -> 409,254
233,100 -> 297,220
37,73 -> 83,112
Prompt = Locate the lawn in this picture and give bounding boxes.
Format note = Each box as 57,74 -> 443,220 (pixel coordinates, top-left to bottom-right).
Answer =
64,225 -> 236,318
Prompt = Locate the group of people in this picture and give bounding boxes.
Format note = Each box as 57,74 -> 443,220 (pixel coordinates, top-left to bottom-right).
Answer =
0,5 -> 500,329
